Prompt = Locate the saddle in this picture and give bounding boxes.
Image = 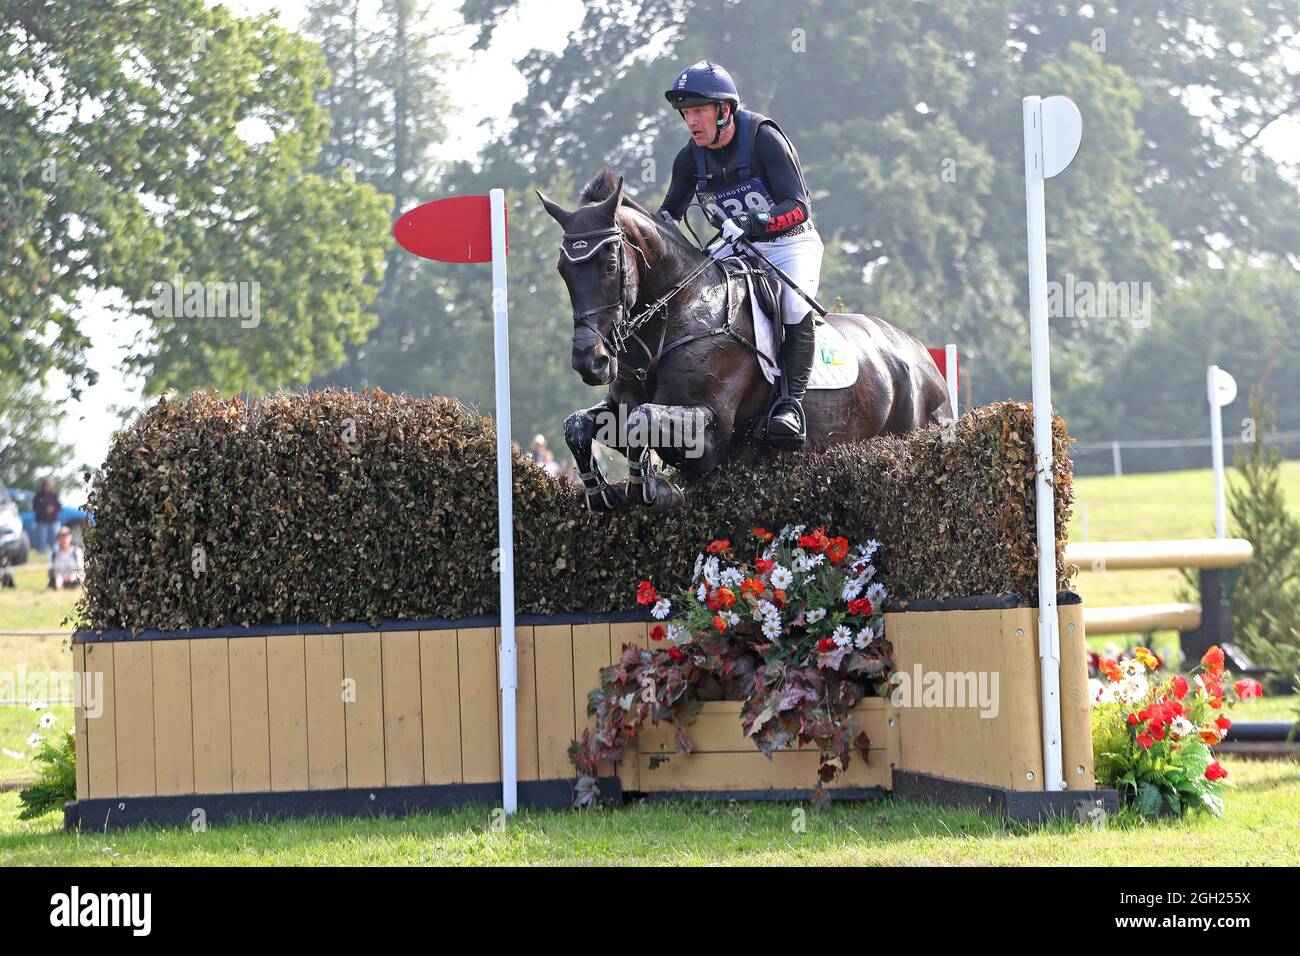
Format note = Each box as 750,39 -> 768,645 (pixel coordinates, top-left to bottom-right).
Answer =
717,254 -> 785,350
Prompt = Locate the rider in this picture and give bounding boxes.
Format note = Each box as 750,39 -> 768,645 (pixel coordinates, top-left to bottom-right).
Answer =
657,60 -> 823,442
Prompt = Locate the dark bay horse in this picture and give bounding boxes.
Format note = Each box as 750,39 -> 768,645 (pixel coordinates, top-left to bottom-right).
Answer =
538,168 -> 951,512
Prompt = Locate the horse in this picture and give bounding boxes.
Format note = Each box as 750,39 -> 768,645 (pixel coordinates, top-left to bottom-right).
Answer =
538,168 -> 952,512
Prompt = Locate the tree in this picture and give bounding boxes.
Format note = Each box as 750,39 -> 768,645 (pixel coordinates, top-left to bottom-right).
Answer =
2,0 -> 391,397
0,371 -> 74,487
1225,396 -> 1300,687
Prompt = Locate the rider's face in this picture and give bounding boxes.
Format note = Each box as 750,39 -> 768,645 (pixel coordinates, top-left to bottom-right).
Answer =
682,103 -> 726,144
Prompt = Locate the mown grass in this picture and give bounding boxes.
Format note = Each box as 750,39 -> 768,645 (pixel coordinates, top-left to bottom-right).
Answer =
1,756 -> 1295,866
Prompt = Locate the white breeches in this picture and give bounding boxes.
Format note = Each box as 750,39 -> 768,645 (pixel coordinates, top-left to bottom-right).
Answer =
713,227 -> 824,324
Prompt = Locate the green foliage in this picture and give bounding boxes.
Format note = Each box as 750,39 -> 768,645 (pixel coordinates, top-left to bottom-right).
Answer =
0,371 -> 75,486
18,726 -> 76,821
2,0 -> 391,396
73,391 -> 1075,631
1226,397 -> 1300,684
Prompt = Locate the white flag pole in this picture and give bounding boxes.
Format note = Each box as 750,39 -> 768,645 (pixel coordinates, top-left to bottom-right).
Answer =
1023,95 -> 1081,792
489,188 -> 518,815
1207,365 -> 1237,539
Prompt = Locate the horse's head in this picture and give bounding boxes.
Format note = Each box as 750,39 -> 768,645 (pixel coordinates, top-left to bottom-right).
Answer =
538,169 -> 642,387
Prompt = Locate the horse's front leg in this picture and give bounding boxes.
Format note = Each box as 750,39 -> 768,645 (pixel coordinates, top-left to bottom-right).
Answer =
564,397 -> 631,513
624,402 -> 717,510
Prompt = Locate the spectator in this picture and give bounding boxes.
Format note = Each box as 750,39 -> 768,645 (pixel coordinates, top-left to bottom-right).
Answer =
48,526 -> 84,590
33,478 -> 61,554
543,448 -> 561,477
529,433 -> 547,465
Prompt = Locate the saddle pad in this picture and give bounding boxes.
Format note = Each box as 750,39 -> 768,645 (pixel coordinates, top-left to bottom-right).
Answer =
742,266 -> 860,390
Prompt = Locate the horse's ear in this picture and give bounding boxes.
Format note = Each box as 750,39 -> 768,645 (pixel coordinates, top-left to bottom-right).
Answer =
535,189 -> 572,227
594,176 -> 625,222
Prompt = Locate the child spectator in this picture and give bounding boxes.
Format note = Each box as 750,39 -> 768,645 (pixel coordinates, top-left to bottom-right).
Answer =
47,526 -> 84,590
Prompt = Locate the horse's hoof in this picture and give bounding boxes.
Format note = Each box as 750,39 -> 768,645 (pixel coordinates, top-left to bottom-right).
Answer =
628,475 -> 685,510
586,483 -> 630,514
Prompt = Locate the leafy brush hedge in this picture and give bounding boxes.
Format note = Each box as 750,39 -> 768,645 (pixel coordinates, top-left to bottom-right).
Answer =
74,389 -> 1075,631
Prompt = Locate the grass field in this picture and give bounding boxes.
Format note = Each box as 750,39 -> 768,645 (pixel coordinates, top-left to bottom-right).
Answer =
2,755 -> 1296,866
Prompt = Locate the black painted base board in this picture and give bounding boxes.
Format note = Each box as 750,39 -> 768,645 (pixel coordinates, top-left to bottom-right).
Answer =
890,769 -> 1118,824
638,787 -> 888,803
66,777 -> 621,831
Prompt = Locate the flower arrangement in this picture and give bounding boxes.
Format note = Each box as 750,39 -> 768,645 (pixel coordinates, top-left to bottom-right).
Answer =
14,706 -> 76,820
1091,645 -> 1263,819
569,524 -> 893,805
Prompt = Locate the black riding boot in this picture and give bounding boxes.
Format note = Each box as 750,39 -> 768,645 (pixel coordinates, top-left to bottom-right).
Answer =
769,311 -> 816,440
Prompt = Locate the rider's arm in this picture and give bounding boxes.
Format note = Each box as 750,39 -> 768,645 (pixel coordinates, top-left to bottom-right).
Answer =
657,146 -> 696,220
753,125 -> 810,236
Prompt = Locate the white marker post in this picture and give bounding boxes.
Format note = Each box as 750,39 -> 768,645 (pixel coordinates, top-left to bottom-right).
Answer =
944,343 -> 959,417
1207,365 -> 1237,540
490,188 -> 519,815
1022,95 -> 1082,793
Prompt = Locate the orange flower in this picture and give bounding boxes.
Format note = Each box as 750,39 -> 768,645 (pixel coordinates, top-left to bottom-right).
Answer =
773,589 -> 786,609
797,526 -> 829,553
1134,646 -> 1159,670
1099,658 -> 1122,682
716,586 -> 736,609
706,539 -> 731,555
752,527 -> 774,541
712,614 -> 727,633
825,536 -> 849,564
740,577 -> 765,598
1201,645 -> 1225,675
1199,727 -> 1221,745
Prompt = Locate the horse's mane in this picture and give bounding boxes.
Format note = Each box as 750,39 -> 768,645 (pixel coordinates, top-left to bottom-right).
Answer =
576,167 -> 702,255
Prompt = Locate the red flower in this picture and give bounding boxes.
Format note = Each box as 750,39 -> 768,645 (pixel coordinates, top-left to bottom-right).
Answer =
705,590 -> 723,612
1214,714 -> 1232,732
825,537 -> 849,564
716,586 -> 736,609
1234,678 -> 1262,700
752,527 -> 774,542
798,526 -> 829,553
1126,712 -> 1139,726
773,589 -> 786,609
1136,733 -> 1154,749
740,577 -> 764,598
816,637 -> 837,653
1151,723 -> 1166,742
847,597 -> 874,617
1170,675 -> 1188,700
755,557 -> 775,574
706,539 -> 731,555
1204,761 -> 1228,783
667,646 -> 686,663
636,580 -> 658,606
650,624 -> 667,642
1201,645 -> 1225,675
712,614 -> 727,633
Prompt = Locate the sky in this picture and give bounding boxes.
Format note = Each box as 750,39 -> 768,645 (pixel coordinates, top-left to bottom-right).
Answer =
46,0 -> 1299,492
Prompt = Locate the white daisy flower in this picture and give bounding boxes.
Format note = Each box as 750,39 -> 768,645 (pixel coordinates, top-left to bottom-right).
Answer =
667,623 -> 685,642
696,582 -> 707,601
786,524 -> 806,541
806,607 -> 827,624
854,627 -> 874,649
832,625 -> 853,647
651,598 -> 671,620
703,556 -> 720,586
1120,659 -> 1146,680
866,582 -> 887,605
756,600 -> 777,619
1170,716 -> 1196,740
692,552 -> 705,582
29,701 -> 47,711
27,733 -> 43,748
842,575 -> 867,601
770,565 -> 793,589
720,567 -> 745,587
791,550 -> 813,573
723,610 -> 740,626
39,712 -> 56,729
863,538 -> 880,558
762,619 -> 782,640
806,552 -> 825,568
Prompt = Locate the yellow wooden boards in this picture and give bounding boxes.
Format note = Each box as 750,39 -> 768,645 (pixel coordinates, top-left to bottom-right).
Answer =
71,606 -> 1097,801
73,620 -> 659,802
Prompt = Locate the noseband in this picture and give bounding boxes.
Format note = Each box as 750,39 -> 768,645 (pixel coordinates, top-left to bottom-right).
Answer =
561,226 -> 644,358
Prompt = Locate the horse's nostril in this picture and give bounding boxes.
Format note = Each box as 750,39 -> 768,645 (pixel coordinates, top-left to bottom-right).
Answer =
591,355 -> 609,372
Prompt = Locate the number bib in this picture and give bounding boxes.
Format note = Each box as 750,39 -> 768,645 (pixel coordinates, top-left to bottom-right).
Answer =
696,176 -> 775,224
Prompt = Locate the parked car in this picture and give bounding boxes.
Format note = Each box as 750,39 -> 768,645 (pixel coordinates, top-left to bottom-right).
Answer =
10,487 -> 93,549
0,483 -> 31,566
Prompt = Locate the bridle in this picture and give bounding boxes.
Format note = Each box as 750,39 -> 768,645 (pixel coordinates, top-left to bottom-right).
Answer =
561,221 -> 722,380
